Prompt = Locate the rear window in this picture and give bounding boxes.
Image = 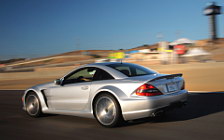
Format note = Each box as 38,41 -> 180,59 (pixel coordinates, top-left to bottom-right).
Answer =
107,63 -> 156,77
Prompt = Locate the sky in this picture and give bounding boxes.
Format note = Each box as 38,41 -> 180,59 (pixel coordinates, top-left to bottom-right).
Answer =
0,0 -> 224,59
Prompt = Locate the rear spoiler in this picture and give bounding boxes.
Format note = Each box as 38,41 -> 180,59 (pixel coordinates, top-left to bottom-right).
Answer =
150,73 -> 183,82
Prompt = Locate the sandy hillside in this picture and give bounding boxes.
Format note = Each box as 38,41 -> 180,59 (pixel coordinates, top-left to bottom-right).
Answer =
0,62 -> 224,92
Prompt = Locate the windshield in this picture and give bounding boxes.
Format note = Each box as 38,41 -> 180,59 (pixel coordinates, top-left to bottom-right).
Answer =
107,63 -> 156,77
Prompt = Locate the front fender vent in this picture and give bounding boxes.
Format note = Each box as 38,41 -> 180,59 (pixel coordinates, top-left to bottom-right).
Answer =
41,89 -> 48,107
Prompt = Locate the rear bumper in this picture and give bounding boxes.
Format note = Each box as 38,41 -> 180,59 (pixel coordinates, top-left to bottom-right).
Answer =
121,90 -> 188,121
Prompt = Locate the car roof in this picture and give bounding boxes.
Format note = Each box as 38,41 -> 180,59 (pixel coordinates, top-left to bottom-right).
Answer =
87,62 -> 125,66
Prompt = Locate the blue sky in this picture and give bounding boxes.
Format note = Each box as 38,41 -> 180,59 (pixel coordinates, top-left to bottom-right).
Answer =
0,0 -> 224,59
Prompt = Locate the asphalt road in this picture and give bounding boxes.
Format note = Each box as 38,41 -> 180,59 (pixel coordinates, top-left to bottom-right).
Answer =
1,90 -> 224,140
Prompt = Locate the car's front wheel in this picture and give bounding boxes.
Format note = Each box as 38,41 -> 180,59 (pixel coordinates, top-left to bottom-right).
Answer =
94,94 -> 123,127
25,92 -> 42,117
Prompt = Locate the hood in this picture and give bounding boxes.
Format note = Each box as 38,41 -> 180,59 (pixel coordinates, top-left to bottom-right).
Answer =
32,82 -> 55,90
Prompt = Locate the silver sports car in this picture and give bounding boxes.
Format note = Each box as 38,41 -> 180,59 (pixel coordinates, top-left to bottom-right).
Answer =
22,62 -> 188,127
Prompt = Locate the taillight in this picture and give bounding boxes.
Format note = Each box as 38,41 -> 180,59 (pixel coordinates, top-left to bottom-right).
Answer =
181,81 -> 185,90
135,84 -> 162,96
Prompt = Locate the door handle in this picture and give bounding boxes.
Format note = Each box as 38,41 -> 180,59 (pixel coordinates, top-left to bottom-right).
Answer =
81,86 -> 89,90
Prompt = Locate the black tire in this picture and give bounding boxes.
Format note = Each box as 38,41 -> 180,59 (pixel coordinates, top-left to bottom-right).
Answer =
94,94 -> 123,127
25,92 -> 42,117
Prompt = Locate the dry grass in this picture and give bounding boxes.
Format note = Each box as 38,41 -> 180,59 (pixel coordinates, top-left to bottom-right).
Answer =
1,62 -> 224,92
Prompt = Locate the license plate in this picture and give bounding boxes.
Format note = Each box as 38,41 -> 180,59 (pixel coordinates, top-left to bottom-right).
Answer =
167,83 -> 178,92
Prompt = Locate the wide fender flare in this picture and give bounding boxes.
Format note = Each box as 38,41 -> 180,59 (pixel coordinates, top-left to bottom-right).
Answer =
90,85 -> 128,113
23,87 -> 48,111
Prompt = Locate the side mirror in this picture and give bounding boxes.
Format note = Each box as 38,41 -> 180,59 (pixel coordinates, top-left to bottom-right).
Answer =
54,79 -> 62,85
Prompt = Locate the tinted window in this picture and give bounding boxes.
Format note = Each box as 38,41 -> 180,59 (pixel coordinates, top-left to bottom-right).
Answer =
93,68 -> 114,81
107,63 -> 156,77
63,67 -> 96,84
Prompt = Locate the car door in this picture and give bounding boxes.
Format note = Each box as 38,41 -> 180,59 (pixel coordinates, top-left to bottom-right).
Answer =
46,67 -> 96,111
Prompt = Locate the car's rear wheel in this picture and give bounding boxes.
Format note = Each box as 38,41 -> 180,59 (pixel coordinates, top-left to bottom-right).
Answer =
94,94 -> 123,127
25,92 -> 42,117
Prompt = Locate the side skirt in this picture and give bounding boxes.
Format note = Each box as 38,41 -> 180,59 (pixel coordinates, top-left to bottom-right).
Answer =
43,109 -> 94,119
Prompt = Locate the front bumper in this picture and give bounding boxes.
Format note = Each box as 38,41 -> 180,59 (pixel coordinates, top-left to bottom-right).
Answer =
121,90 -> 188,121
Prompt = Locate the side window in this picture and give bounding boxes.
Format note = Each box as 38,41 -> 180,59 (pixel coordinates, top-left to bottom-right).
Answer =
107,63 -> 156,77
114,66 -> 131,76
63,67 -> 96,84
93,68 -> 114,81
136,69 -> 146,75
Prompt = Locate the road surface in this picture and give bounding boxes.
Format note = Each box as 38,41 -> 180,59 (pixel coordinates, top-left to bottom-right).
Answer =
0,90 -> 224,140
